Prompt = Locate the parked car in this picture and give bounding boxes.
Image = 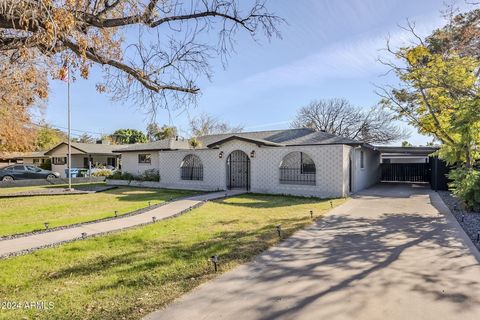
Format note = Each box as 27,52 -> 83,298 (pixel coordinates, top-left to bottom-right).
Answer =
0,165 -> 60,181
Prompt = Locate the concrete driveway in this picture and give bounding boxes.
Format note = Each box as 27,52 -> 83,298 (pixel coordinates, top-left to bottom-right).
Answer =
145,183 -> 480,320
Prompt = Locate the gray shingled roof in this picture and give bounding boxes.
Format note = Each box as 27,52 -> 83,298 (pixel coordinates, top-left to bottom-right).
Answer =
113,139 -> 190,152
45,142 -> 121,155
112,129 -> 364,153
200,128 -> 361,148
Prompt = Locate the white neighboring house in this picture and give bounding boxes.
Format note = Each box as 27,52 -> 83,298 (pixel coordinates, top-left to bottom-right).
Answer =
377,146 -> 438,164
115,128 -> 380,198
45,142 -> 121,177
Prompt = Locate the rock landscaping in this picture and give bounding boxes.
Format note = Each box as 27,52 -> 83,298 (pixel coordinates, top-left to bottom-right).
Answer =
438,190 -> 480,252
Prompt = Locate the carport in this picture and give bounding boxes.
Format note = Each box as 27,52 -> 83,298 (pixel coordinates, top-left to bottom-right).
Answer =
376,146 -> 449,190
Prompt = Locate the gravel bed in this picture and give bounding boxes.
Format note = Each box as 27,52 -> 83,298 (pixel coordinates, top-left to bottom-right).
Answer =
0,185 -> 116,198
438,190 -> 480,252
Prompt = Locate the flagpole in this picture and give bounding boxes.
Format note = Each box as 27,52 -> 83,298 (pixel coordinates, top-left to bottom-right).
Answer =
67,63 -> 72,191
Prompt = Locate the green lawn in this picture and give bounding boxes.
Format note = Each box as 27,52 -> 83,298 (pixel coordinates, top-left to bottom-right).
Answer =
0,184 -> 198,236
0,194 -> 344,320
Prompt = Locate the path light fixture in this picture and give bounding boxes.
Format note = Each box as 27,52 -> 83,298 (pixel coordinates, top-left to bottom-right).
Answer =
114,210 -> 118,218
276,224 -> 282,239
219,151 -> 224,159
152,216 -> 157,223
81,232 -> 87,239
148,201 -> 152,207
310,210 -> 313,219
461,214 -> 465,223
477,231 -> 480,242
44,222 -> 49,230
210,255 -> 218,272
250,150 -> 255,158
330,201 -> 333,208
454,204 -> 458,211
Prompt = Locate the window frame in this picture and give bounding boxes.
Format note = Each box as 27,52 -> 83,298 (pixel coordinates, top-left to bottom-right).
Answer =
279,151 -> 316,186
360,150 -> 365,169
52,157 -> 67,165
138,154 -> 152,164
180,154 -> 203,181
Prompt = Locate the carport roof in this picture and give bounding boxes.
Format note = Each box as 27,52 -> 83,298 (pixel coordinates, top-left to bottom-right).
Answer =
375,146 -> 439,156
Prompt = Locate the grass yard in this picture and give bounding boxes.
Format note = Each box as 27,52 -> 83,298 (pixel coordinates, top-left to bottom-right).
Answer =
0,184 -> 198,237
0,194 -> 345,320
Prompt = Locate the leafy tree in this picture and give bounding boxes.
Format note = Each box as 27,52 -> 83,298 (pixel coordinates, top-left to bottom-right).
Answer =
189,112 -> 243,136
291,98 -> 408,144
74,133 -> 95,143
35,125 -> 67,150
401,141 -> 413,147
146,123 -> 161,142
378,14 -> 480,208
156,125 -> 178,140
188,137 -> 201,149
0,61 -> 48,152
111,129 -> 147,144
0,1 -> 282,111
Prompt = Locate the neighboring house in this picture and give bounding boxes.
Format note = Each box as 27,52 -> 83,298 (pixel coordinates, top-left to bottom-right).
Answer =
0,152 -> 50,168
377,146 -> 438,163
115,128 -> 381,198
45,142 -> 121,177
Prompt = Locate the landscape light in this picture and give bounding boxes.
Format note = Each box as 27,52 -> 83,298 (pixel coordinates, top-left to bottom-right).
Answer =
81,232 -> 87,239
210,255 -> 218,272
310,210 -> 313,219
477,231 -> 480,242
330,201 -> 333,208
461,214 -> 465,222
44,222 -> 49,230
275,224 -> 282,238
152,216 -> 157,223
114,210 -> 118,218
148,201 -> 152,207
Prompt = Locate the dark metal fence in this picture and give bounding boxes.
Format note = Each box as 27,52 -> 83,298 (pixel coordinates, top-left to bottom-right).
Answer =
181,166 -> 203,181
279,168 -> 316,185
381,163 -> 430,182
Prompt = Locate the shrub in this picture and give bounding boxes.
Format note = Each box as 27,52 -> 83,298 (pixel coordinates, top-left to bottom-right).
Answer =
109,171 -> 135,181
448,168 -> 480,210
139,169 -> 160,181
108,169 -> 159,182
92,169 -> 113,177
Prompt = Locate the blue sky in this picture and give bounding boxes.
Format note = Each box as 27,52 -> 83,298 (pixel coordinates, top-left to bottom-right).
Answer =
44,0 -> 474,145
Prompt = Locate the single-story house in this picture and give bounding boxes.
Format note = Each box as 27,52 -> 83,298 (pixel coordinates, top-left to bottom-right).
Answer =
377,146 -> 438,163
0,151 -> 50,168
45,142 -> 121,177
115,128 -> 381,198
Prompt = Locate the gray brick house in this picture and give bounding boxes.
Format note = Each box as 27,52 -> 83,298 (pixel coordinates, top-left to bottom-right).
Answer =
115,128 -> 380,198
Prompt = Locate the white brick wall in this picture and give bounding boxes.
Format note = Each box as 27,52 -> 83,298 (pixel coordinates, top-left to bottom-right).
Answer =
121,152 -> 160,176
156,140 -> 348,198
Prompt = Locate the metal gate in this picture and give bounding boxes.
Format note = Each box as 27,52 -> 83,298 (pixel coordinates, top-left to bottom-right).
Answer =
381,163 -> 431,182
227,150 -> 250,190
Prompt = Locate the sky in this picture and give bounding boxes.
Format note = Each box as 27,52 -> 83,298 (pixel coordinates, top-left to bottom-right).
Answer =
43,0 -> 476,145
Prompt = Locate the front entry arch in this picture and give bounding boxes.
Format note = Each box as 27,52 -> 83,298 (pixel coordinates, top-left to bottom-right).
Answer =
227,150 -> 250,190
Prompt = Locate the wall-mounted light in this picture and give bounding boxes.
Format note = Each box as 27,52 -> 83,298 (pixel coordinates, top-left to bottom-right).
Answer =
250,150 -> 255,158
219,151 -> 224,159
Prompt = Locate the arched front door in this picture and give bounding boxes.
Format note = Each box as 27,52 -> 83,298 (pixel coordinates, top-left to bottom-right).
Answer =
227,150 -> 250,190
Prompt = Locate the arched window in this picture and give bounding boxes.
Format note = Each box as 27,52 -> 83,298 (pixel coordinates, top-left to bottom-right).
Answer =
180,154 -> 203,181
279,152 -> 316,185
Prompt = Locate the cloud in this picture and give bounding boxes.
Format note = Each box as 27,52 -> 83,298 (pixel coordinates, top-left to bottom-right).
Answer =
204,10 -> 446,101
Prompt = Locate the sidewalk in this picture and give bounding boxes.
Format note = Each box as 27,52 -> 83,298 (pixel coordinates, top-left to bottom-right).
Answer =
0,190 -> 245,258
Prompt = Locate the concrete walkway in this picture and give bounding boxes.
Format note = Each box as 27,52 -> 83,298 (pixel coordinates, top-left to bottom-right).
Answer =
0,190 -> 245,258
145,183 -> 480,320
